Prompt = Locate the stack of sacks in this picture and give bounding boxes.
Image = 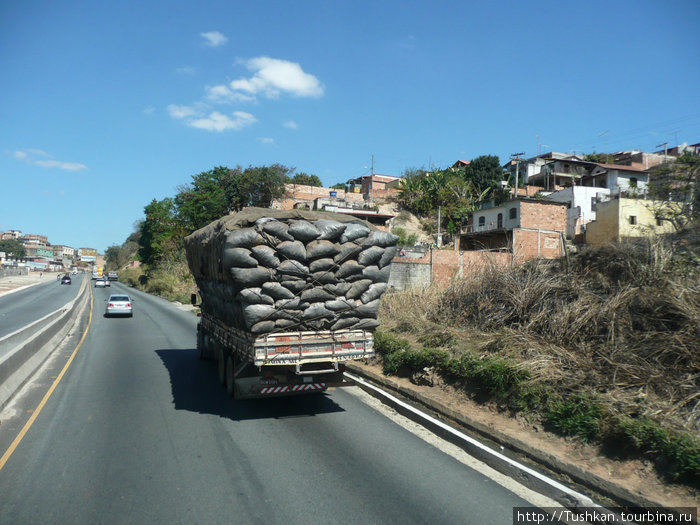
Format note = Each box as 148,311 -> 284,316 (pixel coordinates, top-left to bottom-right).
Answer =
185,207 -> 398,334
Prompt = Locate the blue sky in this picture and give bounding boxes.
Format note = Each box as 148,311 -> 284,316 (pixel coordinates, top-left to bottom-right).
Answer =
1,0 -> 699,253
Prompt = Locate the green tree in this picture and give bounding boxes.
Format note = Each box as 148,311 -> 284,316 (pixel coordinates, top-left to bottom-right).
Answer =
648,153 -> 700,232
104,231 -> 139,270
0,239 -> 26,258
330,182 -> 347,190
231,164 -> 293,209
175,166 -> 235,231
290,172 -> 323,186
137,198 -> 181,267
458,155 -> 506,197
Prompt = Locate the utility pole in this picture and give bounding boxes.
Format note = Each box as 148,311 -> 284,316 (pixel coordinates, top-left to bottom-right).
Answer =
511,152 -> 525,198
370,154 -> 374,203
437,206 -> 442,247
656,142 -> 668,161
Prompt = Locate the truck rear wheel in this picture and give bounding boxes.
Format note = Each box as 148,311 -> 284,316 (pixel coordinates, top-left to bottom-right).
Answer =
225,355 -> 235,397
197,330 -> 207,360
217,347 -> 226,386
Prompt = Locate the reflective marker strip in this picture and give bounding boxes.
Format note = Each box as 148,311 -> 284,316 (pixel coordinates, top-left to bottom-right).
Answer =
259,384 -> 325,394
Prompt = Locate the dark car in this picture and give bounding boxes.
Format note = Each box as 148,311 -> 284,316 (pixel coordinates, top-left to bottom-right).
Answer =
60,275 -> 72,285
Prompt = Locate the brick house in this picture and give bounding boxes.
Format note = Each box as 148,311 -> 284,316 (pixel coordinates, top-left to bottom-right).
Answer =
346,174 -> 400,200
459,198 -> 567,260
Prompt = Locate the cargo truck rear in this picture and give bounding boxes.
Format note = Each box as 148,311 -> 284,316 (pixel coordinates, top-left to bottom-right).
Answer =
185,207 -> 397,399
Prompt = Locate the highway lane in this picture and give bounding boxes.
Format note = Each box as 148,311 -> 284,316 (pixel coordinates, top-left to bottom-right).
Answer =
0,283 -> 548,524
0,273 -> 85,338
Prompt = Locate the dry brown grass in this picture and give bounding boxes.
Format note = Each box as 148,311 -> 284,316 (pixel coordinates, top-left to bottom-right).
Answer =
380,238 -> 700,433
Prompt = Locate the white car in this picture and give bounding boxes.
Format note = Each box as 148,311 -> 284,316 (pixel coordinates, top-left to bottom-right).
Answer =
105,294 -> 133,317
94,278 -> 110,288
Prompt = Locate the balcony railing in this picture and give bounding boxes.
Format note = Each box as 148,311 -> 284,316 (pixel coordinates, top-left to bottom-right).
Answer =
460,223 -> 506,234
595,187 -> 649,203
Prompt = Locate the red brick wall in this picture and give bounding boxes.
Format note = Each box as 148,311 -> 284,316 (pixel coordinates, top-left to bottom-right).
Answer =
519,201 -> 567,231
391,249 -> 511,287
512,230 -> 562,260
272,184 -> 366,210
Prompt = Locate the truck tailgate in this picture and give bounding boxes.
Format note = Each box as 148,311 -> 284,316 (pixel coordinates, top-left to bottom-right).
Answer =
254,329 -> 374,367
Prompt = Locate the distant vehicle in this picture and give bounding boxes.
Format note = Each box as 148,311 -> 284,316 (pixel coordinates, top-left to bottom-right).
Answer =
94,278 -> 110,288
105,294 -> 133,317
107,272 -> 118,281
60,275 -> 72,285
71,269 -> 78,275
92,265 -> 104,280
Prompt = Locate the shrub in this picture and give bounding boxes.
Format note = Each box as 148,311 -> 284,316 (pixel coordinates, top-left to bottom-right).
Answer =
545,395 -> 603,442
617,416 -> 700,484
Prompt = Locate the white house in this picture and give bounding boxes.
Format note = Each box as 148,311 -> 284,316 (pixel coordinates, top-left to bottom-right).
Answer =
544,186 -> 610,239
582,163 -> 649,193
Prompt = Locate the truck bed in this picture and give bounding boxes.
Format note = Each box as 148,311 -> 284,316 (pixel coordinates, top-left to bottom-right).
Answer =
200,313 -> 374,369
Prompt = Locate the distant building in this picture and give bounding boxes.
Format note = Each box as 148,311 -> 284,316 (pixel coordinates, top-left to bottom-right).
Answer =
52,245 -> 76,258
544,186 -> 610,239
22,234 -> 49,245
78,248 -> 98,263
460,197 -> 567,260
1,230 -> 22,240
346,174 -> 400,200
271,183 -> 364,211
585,194 -> 677,245
581,163 -> 649,193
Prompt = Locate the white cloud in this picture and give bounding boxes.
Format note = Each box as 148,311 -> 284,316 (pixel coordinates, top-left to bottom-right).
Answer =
143,106 -> 156,115
201,31 -> 228,47
26,148 -> 52,157
231,57 -> 324,99
188,111 -> 257,132
283,120 -> 298,130
11,149 -> 87,171
258,137 -> 274,144
167,104 -> 197,119
176,66 -> 196,75
35,160 -> 87,171
205,84 -> 255,104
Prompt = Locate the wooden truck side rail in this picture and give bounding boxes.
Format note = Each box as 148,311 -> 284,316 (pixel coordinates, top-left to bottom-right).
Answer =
200,313 -> 375,368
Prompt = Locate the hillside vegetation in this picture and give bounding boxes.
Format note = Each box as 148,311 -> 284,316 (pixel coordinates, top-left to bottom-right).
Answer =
375,235 -> 700,487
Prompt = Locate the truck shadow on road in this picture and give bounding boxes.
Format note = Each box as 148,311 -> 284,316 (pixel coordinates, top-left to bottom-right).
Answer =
156,348 -> 346,421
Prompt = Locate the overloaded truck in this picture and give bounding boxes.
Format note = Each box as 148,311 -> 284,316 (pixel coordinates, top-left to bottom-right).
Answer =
184,207 -> 398,399
92,265 -> 104,280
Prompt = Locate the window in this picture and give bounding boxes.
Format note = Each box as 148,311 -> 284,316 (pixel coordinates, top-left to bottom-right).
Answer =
629,216 -> 637,225
509,208 -> 517,220
478,216 -> 485,227
497,213 -> 503,229
629,177 -> 638,188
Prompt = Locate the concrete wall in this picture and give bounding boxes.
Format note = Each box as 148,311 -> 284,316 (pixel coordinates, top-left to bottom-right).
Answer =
586,198 -> 620,244
388,249 -> 512,290
0,266 -> 29,278
586,197 -> 677,245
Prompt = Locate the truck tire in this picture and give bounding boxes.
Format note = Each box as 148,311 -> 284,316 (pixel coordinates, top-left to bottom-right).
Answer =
197,329 -> 207,360
225,355 -> 235,397
217,347 -> 226,386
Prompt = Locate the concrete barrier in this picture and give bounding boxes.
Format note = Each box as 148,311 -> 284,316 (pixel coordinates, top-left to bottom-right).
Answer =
0,277 -> 90,409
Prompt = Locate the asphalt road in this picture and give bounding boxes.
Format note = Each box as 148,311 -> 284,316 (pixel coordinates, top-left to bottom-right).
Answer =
0,283 -> 545,524
0,274 -> 84,338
